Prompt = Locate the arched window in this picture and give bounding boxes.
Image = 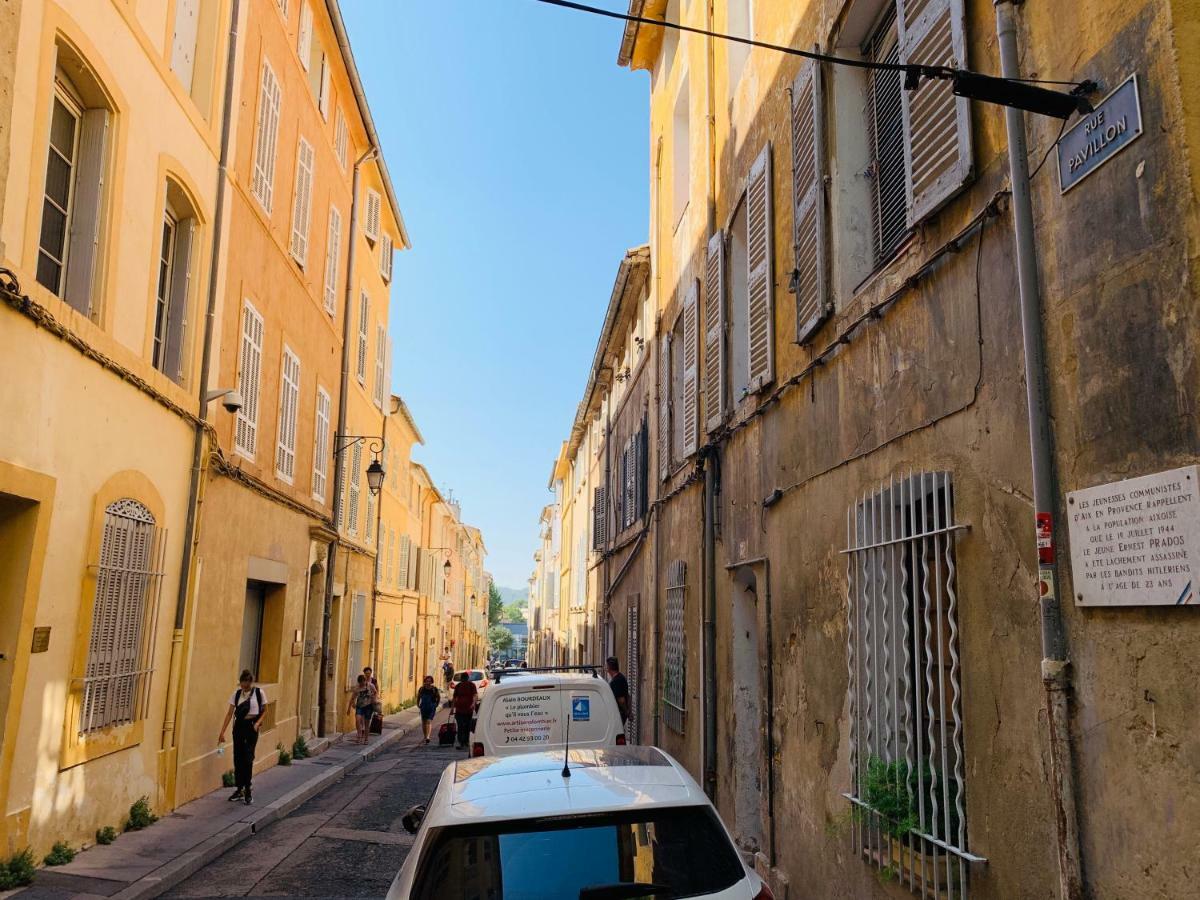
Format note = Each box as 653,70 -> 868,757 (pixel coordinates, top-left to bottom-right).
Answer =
81,499 -> 166,733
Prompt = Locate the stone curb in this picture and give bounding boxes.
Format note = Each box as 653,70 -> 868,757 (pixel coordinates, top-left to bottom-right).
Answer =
106,719 -> 413,900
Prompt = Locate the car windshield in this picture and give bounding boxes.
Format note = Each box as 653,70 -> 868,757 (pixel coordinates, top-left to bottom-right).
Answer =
453,672 -> 470,681
410,806 -> 743,899
470,672 -> 484,681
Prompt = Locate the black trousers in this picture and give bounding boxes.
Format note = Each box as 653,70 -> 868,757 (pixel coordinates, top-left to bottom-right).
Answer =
233,719 -> 259,790
454,712 -> 472,748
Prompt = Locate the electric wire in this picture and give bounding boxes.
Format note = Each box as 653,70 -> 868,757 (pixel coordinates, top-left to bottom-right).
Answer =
1029,116 -> 1070,181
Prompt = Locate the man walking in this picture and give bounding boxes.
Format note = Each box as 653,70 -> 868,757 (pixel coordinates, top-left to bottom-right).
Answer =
606,656 -> 629,725
451,674 -> 478,750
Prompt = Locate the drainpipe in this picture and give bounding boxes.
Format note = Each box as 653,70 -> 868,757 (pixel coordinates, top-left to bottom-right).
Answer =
368,407 -> 388,674
164,0 -> 242,760
994,3 -> 1083,897
318,145 -> 377,737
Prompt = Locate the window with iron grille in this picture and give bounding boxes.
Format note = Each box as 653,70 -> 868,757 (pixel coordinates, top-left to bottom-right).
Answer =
844,471 -> 981,895
625,599 -> 640,745
663,561 -> 686,734
865,7 -> 908,265
80,499 -> 166,734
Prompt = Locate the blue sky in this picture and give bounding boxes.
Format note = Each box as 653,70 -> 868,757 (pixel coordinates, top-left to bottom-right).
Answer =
342,1 -> 649,589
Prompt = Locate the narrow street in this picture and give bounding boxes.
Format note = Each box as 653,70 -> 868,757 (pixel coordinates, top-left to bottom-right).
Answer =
166,728 -> 457,899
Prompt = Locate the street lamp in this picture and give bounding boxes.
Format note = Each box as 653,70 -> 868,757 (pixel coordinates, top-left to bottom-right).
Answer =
366,458 -> 386,496
335,435 -> 386,496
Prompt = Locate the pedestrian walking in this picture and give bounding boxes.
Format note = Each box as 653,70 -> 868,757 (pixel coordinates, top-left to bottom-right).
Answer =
346,673 -> 378,745
217,669 -> 265,805
606,656 -> 629,724
441,659 -> 454,689
451,674 -> 478,750
417,675 -> 441,744
363,666 -> 383,734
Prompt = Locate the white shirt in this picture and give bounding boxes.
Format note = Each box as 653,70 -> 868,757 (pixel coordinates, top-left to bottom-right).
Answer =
230,687 -> 264,718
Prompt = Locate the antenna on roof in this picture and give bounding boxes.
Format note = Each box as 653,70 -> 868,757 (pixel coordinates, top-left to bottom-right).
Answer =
561,696 -> 572,779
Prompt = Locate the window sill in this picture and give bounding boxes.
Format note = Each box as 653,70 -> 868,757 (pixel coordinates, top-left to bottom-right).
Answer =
60,718 -> 145,770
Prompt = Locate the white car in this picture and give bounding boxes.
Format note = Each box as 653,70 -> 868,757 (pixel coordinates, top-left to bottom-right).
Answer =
389,746 -> 772,899
472,670 -> 625,758
448,668 -> 491,711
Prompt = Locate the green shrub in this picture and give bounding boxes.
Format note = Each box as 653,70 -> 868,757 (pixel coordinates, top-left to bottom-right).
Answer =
277,743 -> 292,766
0,848 -> 36,890
125,796 -> 158,831
222,769 -> 236,787
861,757 -> 919,839
291,735 -> 310,760
96,826 -> 118,845
44,841 -> 76,866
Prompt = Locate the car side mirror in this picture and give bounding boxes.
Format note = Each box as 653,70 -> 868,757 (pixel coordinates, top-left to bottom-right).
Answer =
402,805 -> 426,835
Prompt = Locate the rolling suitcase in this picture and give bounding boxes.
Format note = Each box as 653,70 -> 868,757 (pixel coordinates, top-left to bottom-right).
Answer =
437,720 -> 457,746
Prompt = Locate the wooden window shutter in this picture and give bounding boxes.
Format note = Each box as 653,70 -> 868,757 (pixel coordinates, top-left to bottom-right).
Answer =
298,3 -> 313,69
703,231 -> 726,432
235,301 -> 263,457
252,62 -> 281,212
374,324 -> 386,408
681,281 -> 700,457
657,333 -> 671,481
898,0 -> 972,225
364,190 -> 381,242
290,137 -> 314,264
790,56 -> 830,344
637,419 -> 649,518
380,233 -> 393,281
318,54 -> 331,120
164,217 -> 195,383
313,386 -> 330,501
357,291 -> 369,382
746,143 -> 775,392
62,108 -> 109,316
324,206 -> 341,314
348,439 -> 362,534
275,346 -> 301,481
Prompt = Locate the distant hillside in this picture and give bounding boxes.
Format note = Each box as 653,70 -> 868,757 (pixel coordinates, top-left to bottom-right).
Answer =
496,586 -> 527,606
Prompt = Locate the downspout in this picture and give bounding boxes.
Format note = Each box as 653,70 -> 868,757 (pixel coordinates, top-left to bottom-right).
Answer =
319,145 -> 377,737
164,0 -> 242,762
993,3 -> 1083,897
368,409 -> 388,673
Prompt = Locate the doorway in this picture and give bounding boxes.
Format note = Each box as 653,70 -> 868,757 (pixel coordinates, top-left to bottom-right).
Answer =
0,493 -> 38,769
731,572 -> 763,852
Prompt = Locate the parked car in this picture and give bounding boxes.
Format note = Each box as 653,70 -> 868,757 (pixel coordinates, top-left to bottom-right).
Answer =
471,670 -> 624,758
389,746 -> 772,899
448,668 -> 490,711
503,658 -> 526,668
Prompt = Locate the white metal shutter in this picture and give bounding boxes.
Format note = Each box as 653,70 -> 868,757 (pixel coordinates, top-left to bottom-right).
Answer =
626,600 -> 640,745
363,190 -> 381,242
703,231 -> 726,432
62,108 -> 109,316
898,0 -> 972,225
275,346 -> 300,481
290,137 -> 314,264
791,56 -> 830,344
380,233 -> 393,281
681,281 -> 700,456
348,439 -> 362,534
657,333 -> 671,480
164,217 -> 195,383
171,0 -> 200,91
323,206 -> 341,313
374,323 -> 386,408
297,2 -> 313,70
235,301 -> 264,457
313,386 -> 330,501
746,143 -> 775,391
252,62 -> 282,212
335,109 -> 349,169
356,291 -> 369,382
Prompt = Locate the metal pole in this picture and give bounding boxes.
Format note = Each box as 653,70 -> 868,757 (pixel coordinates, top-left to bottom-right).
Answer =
318,146 -> 377,737
994,3 -> 1083,896
702,453 -> 717,799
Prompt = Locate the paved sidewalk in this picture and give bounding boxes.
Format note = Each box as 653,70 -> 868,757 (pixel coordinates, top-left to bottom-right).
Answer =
12,708 -> 421,900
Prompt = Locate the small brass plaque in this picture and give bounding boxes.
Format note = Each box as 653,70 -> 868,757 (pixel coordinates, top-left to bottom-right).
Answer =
31,627 -> 51,653
291,641 -> 303,656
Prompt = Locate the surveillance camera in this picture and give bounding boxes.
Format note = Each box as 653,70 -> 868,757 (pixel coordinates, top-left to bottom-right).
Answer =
221,390 -> 244,414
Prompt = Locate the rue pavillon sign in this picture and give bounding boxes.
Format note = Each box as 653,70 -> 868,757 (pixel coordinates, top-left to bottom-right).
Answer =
1057,75 -> 1143,193
1067,466 -> 1200,607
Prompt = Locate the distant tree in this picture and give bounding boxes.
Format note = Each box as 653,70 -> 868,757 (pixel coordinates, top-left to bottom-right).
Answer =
488,583 -> 504,625
488,626 -> 514,653
501,602 -> 526,624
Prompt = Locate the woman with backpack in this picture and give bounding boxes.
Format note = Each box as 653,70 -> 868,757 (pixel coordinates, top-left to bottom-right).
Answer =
218,670 -> 266,805
347,673 -> 379,745
417,675 -> 441,744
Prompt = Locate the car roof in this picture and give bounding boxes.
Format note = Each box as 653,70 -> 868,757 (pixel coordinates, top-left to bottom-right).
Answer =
425,747 -> 706,826
489,672 -> 604,688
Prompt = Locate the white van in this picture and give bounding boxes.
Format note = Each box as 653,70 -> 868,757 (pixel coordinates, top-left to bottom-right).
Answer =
471,670 -> 625,757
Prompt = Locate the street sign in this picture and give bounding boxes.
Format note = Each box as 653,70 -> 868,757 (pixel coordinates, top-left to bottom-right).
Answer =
1067,465 -> 1199,606
571,696 -> 590,721
1057,75 -> 1143,193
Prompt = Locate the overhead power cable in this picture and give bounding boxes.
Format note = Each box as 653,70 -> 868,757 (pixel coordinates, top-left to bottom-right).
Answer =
532,0 -> 1095,118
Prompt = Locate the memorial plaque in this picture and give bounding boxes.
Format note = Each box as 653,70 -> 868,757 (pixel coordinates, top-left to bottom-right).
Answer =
1067,465 -> 1199,606
1058,75 -> 1143,193
31,627 -> 51,653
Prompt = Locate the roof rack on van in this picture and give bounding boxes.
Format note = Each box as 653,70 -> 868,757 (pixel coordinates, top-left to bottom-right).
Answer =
491,664 -> 603,682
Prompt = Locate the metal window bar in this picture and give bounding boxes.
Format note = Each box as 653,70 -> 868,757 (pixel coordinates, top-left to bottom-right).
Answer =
663,560 -> 687,733
843,472 -> 979,898
626,600 -> 640,745
80,501 -> 166,735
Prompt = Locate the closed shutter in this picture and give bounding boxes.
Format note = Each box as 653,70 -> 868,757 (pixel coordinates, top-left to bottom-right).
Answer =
623,440 -> 636,529
593,486 -> 607,550
313,386 -> 330,501
356,291 -> 369,382
164,217 -> 195,383
746,143 -> 775,391
323,206 -> 341,313
399,536 -> 412,589
657,333 -> 671,480
348,440 -> 362,534
297,2 -> 313,69
374,324 -> 386,407
235,301 -> 264,457
681,281 -> 699,457
383,337 -> 392,406
366,490 -> 376,541
626,600 -> 640,745
791,56 -> 830,344
62,108 -> 109,316
290,137 -> 314,264
318,54 -> 331,119
335,109 -> 349,169
171,0 -> 200,91
275,346 -> 301,481
252,62 -> 282,211
703,231 -> 726,432
363,190 -> 381,242
637,420 -> 649,517
898,0 -> 972,225
380,233 -> 393,281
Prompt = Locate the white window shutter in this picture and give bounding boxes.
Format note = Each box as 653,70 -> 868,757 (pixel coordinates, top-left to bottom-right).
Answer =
334,109 -> 349,169
356,291 -> 369,382
399,536 -> 411,589
62,108 -> 109,316
252,62 -> 282,212
235,302 -> 264,457
323,206 -> 341,313
746,143 -> 775,392
374,323 -> 386,408
318,54 -> 331,119
313,386 -> 330,501
348,440 -> 362,534
297,3 -> 313,70
380,233 -> 393,281
791,56 -> 830,344
171,0 -> 200,91
290,137 -> 314,264
657,333 -> 671,481
364,190 -> 381,242
275,346 -> 300,481
681,281 -> 699,457
897,0 -> 972,226
703,231 -> 726,432
164,217 -> 195,383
